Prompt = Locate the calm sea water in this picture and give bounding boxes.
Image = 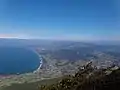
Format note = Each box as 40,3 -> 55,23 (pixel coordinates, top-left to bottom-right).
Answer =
0,47 -> 40,75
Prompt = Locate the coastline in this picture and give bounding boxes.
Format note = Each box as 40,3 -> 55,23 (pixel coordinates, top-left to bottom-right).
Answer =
0,48 -> 43,77
29,48 -> 43,73
0,48 -> 43,87
33,55 -> 43,73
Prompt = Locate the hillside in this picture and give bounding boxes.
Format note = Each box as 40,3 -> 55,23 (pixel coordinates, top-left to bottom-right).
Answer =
2,62 -> 120,90
38,62 -> 120,90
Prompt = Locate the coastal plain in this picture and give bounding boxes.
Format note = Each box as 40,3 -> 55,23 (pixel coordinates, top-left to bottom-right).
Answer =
0,40 -> 120,89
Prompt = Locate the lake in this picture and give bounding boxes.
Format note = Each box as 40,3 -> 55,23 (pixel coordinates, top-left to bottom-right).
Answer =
0,47 -> 40,75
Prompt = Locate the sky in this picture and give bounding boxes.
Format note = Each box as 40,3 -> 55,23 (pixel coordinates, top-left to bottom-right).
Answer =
0,0 -> 120,41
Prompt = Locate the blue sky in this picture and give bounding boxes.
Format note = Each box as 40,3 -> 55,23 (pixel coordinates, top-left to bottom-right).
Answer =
0,0 -> 119,41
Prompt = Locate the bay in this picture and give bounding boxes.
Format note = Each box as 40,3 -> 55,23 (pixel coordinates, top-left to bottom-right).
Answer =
0,47 -> 40,75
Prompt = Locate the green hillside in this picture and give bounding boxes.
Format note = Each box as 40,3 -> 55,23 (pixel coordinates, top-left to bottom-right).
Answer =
38,62 -> 120,90
2,62 -> 120,90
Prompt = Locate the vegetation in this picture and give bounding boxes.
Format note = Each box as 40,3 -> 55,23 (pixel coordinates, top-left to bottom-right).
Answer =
2,62 -> 120,90
2,78 -> 61,90
39,62 -> 120,90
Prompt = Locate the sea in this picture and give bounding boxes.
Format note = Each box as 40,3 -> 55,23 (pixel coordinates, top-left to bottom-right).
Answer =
0,47 -> 40,75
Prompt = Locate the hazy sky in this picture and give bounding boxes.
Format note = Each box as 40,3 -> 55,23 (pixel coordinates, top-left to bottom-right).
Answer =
0,0 -> 119,41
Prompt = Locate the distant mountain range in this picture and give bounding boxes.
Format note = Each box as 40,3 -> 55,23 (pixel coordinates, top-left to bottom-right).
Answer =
0,38 -> 120,48
1,38 -> 120,64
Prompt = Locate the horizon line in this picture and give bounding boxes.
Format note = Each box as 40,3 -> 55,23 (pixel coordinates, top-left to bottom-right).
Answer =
0,37 -> 120,42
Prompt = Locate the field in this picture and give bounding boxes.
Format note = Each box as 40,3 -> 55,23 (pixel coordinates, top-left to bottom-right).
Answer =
2,77 -> 61,90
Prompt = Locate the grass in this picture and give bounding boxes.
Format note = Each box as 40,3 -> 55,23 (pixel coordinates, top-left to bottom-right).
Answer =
1,77 -> 61,90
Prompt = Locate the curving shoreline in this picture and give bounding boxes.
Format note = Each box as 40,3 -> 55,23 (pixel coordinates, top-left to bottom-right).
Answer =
33,55 -> 43,73
29,48 -> 43,73
0,48 -> 43,76
0,48 -> 44,87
